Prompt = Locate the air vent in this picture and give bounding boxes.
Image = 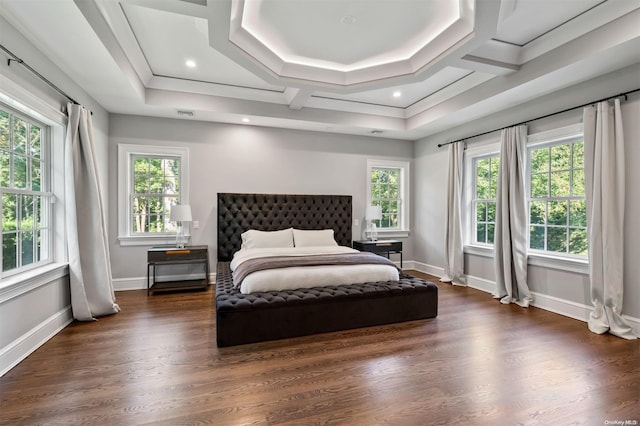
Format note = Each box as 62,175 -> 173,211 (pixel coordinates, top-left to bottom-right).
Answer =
177,110 -> 194,117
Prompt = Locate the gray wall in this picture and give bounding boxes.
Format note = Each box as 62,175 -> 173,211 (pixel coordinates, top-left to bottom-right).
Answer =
414,65 -> 640,319
0,16 -> 110,375
108,115 -> 414,283
2,8 -> 637,375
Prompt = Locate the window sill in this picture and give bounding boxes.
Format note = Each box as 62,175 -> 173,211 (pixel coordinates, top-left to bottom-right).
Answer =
463,245 -> 589,275
118,234 -> 187,247
0,263 -> 69,304
364,229 -> 410,239
464,244 -> 493,258
528,252 -> 589,275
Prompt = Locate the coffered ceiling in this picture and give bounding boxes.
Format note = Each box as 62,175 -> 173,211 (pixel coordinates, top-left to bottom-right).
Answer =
1,0 -> 639,140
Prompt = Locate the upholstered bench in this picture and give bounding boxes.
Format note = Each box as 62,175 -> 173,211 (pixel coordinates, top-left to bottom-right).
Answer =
215,261 -> 438,347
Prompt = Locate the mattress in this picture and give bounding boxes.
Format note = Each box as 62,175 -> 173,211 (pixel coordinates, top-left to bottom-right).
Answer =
230,246 -> 400,293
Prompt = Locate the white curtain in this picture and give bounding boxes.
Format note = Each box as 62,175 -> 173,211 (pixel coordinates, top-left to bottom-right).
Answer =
65,103 -> 120,321
583,100 -> 635,339
441,142 -> 466,285
493,125 -> 532,307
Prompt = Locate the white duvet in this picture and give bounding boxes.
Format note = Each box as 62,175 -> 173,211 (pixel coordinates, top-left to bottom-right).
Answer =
230,246 -> 399,294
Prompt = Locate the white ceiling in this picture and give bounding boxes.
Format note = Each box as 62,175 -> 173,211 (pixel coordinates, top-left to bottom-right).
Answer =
0,0 -> 639,140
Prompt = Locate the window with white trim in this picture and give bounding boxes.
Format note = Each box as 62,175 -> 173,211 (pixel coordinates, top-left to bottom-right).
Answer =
0,103 -> 52,276
473,154 -> 499,245
527,134 -> 587,257
462,124 -> 588,271
117,144 -> 189,246
366,159 -> 410,236
463,141 -> 500,249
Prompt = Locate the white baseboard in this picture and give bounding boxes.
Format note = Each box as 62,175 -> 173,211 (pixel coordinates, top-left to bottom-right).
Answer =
623,315 -> 640,336
0,306 -> 73,377
408,260 -> 640,337
529,291 -> 592,322
465,274 -> 496,293
113,274 -> 216,292
531,291 -> 640,336
113,277 -> 147,291
407,261 -> 445,277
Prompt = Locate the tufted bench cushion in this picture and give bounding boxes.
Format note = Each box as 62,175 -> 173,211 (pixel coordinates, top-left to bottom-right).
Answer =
215,262 -> 438,346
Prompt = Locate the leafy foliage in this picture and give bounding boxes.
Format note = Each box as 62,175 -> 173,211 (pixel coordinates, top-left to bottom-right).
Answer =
474,156 -> 499,244
370,167 -> 399,228
1,107 -> 45,272
131,155 -> 180,233
474,139 -> 587,256
528,140 -> 587,255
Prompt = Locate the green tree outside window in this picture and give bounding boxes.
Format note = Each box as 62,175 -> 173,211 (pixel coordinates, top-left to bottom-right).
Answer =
528,139 -> 587,256
370,167 -> 400,229
473,155 -> 499,244
1,106 -> 48,273
131,155 -> 180,234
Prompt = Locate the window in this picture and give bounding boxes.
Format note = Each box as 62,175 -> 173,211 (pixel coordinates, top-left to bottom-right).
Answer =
473,155 -> 499,245
371,167 -> 400,228
366,159 -> 410,236
0,104 -> 51,276
117,144 -> 189,246
462,124 -> 587,272
464,142 -> 500,249
131,155 -> 180,233
528,135 -> 586,256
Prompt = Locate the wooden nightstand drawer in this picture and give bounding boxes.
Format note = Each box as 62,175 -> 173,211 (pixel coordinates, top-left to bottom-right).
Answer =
368,241 -> 402,253
148,246 -> 208,262
352,240 -> 403,268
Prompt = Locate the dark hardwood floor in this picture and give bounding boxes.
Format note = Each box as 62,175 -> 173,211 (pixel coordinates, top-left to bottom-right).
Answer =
1,271 -> 638,425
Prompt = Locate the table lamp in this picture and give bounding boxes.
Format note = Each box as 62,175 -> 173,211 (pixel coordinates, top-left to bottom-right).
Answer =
366,205 -> 382,241
170,204 -> 192,248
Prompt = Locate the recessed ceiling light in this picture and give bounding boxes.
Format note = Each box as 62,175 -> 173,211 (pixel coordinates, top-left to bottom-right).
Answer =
393,91 -> 402,98
242,117 -> 250,123
185,59 -> 196,68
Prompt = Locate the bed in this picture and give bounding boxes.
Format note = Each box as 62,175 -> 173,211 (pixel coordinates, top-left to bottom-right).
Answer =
215,193 -> 438,347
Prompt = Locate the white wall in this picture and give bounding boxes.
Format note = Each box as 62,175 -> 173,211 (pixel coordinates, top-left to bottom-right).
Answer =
108,115 -> 414,287
0,16 -> 110,375
414,65 -> 640,325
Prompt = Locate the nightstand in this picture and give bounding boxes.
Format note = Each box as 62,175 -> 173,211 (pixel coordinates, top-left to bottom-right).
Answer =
147,245 -> 209,295
352,240 -> 402,268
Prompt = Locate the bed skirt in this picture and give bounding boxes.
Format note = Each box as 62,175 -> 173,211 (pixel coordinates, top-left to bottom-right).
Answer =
215,261 -> 438,347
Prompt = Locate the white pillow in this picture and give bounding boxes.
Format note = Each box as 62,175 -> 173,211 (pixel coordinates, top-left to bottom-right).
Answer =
293,229 -> 338,247
241,228 -> 294,249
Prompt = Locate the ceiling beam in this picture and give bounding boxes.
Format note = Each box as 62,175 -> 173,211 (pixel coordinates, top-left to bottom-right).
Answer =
124,0 -> 208,18
286,88 -> 313,110
457,55 -> 520,75
73,0 -> 146,101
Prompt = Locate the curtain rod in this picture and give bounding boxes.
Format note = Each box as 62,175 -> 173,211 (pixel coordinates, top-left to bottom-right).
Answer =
437,87 -> 640,148
1,43 -> 81,106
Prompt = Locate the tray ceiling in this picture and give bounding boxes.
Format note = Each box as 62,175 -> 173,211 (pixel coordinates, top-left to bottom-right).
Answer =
0,0 -> 638,140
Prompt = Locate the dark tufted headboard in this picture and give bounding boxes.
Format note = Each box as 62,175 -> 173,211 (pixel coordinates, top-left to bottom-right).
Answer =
217,193 -> 352,261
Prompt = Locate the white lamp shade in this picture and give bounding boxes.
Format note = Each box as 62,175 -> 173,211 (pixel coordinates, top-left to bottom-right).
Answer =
170,204 -> 192,222
366,205 -> 382,220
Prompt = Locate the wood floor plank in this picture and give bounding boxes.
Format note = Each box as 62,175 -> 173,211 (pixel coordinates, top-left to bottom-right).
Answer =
1,272 -> 638,425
